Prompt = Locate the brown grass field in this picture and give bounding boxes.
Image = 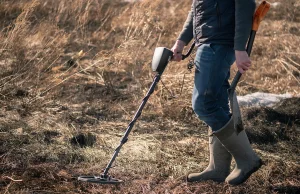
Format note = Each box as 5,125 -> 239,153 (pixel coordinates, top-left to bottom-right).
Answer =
0,0 -> 299,193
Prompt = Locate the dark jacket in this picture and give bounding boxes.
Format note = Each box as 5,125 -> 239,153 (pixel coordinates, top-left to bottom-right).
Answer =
178,0 -> 256,51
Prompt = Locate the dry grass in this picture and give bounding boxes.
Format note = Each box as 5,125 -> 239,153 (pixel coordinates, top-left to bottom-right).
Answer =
0,0 -> 299,193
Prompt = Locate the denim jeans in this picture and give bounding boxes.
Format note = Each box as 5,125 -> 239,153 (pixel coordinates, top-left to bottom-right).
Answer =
192,44 -> 235,132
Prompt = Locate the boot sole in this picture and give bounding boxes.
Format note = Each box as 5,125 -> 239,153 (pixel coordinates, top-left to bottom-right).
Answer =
187,173 -> 227,183
187,176 -> 225,183
227,159 -> 263,186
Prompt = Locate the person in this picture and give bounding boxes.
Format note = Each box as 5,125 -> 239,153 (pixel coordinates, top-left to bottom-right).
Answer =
171,0 -> 262,185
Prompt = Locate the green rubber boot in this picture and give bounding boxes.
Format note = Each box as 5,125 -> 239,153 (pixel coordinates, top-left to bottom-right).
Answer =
214,117 -> 263,185
187,129 -> 232,183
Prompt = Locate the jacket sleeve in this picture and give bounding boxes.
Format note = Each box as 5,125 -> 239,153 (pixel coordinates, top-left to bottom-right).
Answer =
234,0 -> 256,51
177,4 -> 194,45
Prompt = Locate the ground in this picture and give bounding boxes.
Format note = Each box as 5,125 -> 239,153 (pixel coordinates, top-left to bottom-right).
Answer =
0,0 -> 299,193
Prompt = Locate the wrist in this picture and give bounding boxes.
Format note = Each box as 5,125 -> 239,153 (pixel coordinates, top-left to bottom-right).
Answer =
235,50 -> 248,55
235,50 -> 245,53
176,39 -> 187,47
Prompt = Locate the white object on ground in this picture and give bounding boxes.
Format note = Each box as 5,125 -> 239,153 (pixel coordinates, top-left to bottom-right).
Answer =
270,2 -> 281,8
237,92 -> 293,107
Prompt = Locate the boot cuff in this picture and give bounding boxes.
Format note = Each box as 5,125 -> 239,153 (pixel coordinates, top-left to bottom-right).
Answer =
213,117 -> 235,140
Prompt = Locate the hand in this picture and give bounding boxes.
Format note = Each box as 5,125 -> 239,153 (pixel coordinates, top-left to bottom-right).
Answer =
171,40 -> 186,61
235,50 -> 251,74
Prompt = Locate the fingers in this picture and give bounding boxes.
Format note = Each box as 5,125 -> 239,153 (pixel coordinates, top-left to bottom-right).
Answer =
238,66 -> 245,74
237,61 -> 251,74
171,47 -> 182,61
171,40 -> 185,62
172,51 -> 182,61
235,50 -> 252,74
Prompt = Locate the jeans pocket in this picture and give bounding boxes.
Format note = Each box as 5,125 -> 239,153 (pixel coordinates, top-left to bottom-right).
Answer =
210,44 -> 235,68
195,44 -> 215,66
208,43 -> 215,54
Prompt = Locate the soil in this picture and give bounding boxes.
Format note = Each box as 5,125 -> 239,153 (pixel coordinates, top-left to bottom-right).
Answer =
0,0 -> 299,193
0,97 -> 299,194
245,97 -> 300,144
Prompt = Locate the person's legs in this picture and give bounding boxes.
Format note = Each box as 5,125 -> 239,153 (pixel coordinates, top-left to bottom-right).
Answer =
187,127 -> 232,182
213,117 -> 262,185
188,44 -> 235,182
189,44 -> 261,185
192,43 -> 235,131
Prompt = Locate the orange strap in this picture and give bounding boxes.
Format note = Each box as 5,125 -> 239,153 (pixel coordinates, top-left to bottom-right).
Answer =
252,1 -> 271,31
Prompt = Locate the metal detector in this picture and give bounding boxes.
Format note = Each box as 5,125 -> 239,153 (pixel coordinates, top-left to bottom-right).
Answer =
77,44 -> 195,184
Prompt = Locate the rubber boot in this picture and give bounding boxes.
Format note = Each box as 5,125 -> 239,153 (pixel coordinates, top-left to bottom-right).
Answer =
187,128 -> 232,182
214,117 -> 262,185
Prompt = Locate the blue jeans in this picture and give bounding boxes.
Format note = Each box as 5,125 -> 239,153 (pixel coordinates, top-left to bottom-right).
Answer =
192,44 -> 235,132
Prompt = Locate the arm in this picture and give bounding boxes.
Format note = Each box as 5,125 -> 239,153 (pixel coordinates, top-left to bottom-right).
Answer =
178,4 -> 194,45
234,0 -> 256,73
171,4 -> 194,61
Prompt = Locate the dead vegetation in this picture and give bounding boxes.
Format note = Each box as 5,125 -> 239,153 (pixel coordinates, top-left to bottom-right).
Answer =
0,0 -> 299,193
